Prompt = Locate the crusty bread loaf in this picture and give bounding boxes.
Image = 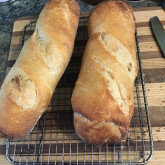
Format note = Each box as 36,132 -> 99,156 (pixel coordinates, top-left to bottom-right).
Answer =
71,0 -> 138,145
0,0 -> 80,139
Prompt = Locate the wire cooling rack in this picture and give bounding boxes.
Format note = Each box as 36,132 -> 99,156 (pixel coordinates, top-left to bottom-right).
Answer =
6,16 -> 153,165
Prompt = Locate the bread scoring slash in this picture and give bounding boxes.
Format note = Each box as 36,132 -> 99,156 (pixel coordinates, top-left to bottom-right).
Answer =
0,0 -> 80,140
71,0 -> 138,145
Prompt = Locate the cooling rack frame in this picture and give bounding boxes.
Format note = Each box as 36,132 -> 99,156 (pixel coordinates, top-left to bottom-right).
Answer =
5,15 -> 154,165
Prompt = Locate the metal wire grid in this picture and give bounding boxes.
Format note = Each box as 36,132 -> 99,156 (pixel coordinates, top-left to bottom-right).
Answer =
6,16 -> 153,165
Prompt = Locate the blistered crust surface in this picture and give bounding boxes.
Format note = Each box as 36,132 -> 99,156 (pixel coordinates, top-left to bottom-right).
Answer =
0,0 -> 80,140
7,68 -> 37,110
72,0 -> 137,145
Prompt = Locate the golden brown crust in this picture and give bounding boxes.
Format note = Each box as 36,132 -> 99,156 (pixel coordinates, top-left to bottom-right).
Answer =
88,0 -> 136,63
0,0 -> 80,140
72,0 -> 137,145
86,0 -> 135,19
74,113 -> 130,145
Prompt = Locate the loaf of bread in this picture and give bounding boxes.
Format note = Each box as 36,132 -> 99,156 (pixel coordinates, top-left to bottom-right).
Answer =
0,0 -> 80,139
71,0 -> 138,145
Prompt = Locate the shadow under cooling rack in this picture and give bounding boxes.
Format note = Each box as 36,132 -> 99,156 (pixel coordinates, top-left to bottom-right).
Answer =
6,15 -> 153,165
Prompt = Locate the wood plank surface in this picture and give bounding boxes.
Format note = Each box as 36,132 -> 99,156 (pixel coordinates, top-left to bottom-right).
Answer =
0,7 -> 165,165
